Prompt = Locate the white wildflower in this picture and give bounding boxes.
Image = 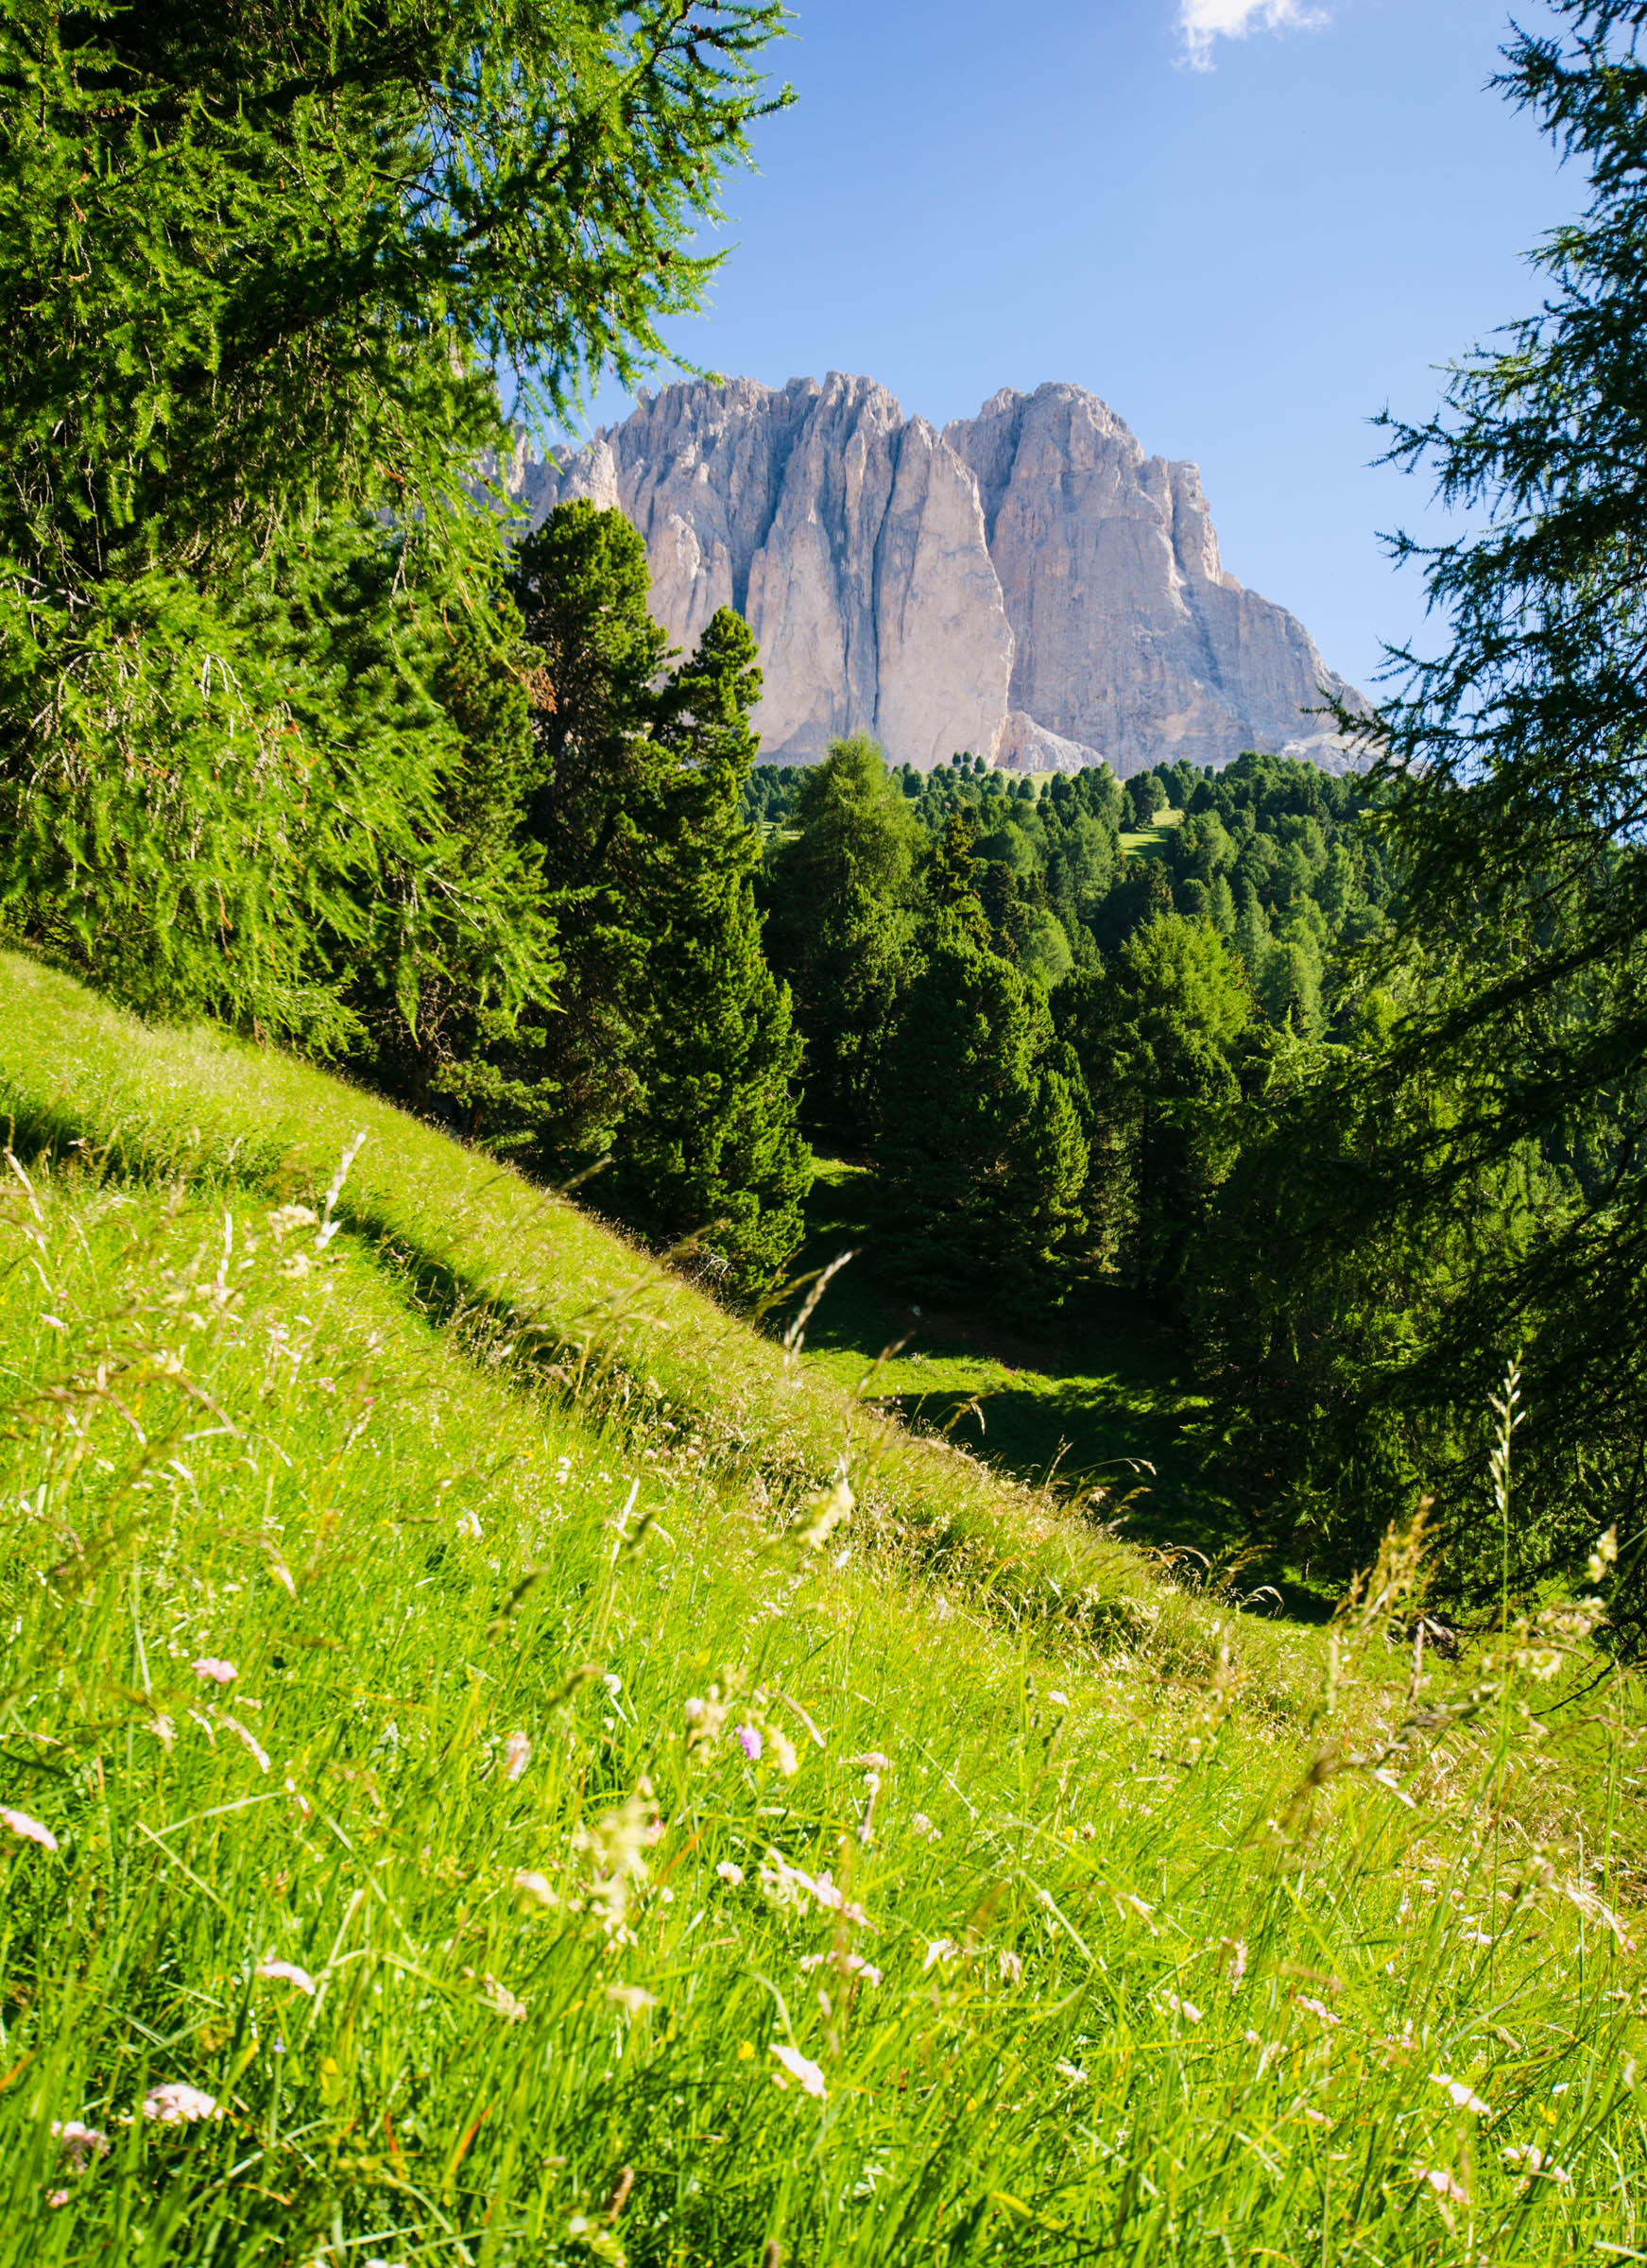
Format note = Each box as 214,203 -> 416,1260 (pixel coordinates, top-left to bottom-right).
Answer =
769,2043 -> 827,2099
1431,2073 -> 1492,2117
480,1976 -> 527,2023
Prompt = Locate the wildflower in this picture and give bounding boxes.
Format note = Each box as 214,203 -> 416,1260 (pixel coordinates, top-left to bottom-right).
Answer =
736,1726 -> 763,1761
770,2043 -> 827,2099
50,2122 -> 109,2172
1163,1993 -> 1203,2024
923,1936 -> 959,1972
998,1949 -> 1024,1984
574,1779 -> 664,1931
798,1471 -> 854,1551
855,1750 -> 891,1770
46,2189 -> 70,2208
606,1983 -> 659,2015
142,2083 -> 220,2124
1503,2142 -> 1570,2186
1055,2059 -> 1089,2085
715,1860 -> 745,1885
1,1807 -> 58,1852
150,1714 -> 176,1750
256,1959 -> 315,1995
455,1511 -> 483,1539
1302,2107 -> 1333,2127
801,1950 -> 882,1984
737,2040 -> 755,2061
1224,1937 -> 1248,1985
191,1658 -> 237,1685
504,1731 -> 532,1782
1047,1690 -> 1070,1710
1295,1998 -> 1340,2026
755,1850 -> 871,1925
910,1813 -> 938,1840
1431,2073 -> 1492,2117
1416,2167 -> 1468,2204
481,1976 -> 527,2023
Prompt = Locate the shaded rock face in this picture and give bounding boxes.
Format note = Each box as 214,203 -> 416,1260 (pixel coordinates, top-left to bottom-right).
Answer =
500,374 -> 1363,775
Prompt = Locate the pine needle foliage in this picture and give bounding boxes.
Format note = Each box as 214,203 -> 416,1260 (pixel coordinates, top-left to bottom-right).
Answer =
0,0 -> 790,1040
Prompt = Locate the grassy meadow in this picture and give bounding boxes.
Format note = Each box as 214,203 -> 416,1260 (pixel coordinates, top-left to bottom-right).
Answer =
3,950 -> 1647,2265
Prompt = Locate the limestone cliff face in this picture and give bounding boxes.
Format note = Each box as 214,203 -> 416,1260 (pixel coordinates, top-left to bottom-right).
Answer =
501,374 -> 1362,775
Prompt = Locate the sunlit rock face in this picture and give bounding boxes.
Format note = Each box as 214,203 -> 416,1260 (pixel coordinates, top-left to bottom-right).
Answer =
497,374 -> 1364,776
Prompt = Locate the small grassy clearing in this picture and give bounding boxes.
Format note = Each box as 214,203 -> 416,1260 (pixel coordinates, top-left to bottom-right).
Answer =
1119,805 -> 1184,862
783,1160 -> 1240,1566
1,954 -> 1645,2264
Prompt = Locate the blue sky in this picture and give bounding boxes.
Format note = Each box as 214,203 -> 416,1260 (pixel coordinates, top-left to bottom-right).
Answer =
568,0 -> 1574,690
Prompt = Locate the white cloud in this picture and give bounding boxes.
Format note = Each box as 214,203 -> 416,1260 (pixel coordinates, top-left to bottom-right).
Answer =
1178,0 -> 1328,70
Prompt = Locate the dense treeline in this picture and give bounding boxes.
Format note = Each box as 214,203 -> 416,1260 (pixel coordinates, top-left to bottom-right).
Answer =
753,741 -> 1390,1323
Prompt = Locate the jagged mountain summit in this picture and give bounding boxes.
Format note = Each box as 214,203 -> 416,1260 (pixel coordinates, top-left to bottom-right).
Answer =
496,373 -> 1365,778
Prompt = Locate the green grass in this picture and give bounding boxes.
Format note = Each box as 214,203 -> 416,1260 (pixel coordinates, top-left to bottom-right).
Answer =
1119,805 -> 1184,862
3,952 -> 1646,2265
783,1161 -> 1237,1551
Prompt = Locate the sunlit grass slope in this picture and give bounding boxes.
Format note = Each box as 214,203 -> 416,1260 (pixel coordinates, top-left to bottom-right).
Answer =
3,951 -> 1647,2266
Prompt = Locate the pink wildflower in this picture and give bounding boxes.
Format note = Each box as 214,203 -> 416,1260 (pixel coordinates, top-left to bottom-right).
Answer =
736,1726 -> 763,1761
504,1731 -> 532,1782
256,1959 -> 316,1995
142,2083 -> 220,2125
50,2121 -> 109,2172
46,2188 -> 70,2208
1296,1997 -> 1341,2025
1,1807 -> 58,1852
190,1658 -> 236,1685
1418,2166 -> 1468,2204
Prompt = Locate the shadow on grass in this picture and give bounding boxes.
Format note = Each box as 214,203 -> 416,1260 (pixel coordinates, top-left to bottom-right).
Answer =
780,1157 -> 1332,1618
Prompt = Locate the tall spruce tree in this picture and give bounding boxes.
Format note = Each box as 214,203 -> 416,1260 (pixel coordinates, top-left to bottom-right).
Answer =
762,736 -> 920,1148
606,610 -> 812,1292
1058,913 -> 1259,1300
508,502 -> 674,1152
878,920 -> 1089,1315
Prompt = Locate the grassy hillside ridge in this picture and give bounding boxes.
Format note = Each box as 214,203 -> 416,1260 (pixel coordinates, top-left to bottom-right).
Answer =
0,950 -> 1247,1690
3,952 -> 1646,2263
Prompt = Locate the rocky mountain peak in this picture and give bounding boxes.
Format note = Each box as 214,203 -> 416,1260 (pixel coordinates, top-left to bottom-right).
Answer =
499,374 -> 1364,777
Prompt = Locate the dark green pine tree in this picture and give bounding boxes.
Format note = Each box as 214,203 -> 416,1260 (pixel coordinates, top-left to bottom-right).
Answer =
1058,911 -> 1259,1299
509,501 -> 674,1153
605,609 -> 812,1293
877,923 -> 1089,1315
762,734 -> 920,1149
